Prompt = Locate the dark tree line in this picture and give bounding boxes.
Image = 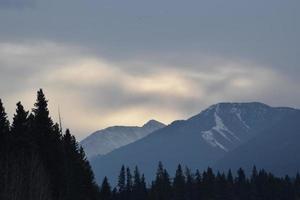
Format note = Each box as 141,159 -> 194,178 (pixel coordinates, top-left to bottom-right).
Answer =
0,89 -> 99,200
1,90 -> 300,200
100,162 -> 300,200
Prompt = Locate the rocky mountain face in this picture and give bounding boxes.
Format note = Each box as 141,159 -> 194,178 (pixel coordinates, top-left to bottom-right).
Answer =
84,102 -> 299,184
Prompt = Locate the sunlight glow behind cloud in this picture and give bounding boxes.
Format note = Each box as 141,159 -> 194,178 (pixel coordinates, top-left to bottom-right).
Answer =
0,41 -> 298,140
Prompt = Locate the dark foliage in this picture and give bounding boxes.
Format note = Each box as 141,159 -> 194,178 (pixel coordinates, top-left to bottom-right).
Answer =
108,163 -> 300,200
0,89 -> 99,200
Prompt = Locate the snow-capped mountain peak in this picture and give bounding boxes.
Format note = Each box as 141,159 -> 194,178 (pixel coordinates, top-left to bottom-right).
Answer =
199,102 -> 278,152
80,120 -> 165,159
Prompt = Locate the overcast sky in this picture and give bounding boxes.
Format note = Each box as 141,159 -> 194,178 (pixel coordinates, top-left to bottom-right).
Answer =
0,0 -> 299,140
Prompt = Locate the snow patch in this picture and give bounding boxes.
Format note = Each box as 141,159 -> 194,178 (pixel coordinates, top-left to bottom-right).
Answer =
202,131 -> 228,152
213,105 -> 240,141
231,107 -> 250,129
201,104 -> 240,151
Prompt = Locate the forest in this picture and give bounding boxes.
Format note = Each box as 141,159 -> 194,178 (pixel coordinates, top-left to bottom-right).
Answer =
0,89 -> 99,200
0,90 -> 299,200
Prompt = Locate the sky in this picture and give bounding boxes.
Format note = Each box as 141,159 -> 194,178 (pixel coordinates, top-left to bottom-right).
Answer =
0,0 -> 299,140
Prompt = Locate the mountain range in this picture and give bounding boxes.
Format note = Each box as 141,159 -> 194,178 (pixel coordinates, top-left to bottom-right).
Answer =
80,102 -> 300,184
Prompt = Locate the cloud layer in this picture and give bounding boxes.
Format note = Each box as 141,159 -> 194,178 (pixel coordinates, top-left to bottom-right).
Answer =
1,41 -> 299,139
0,0 -> 34,9
0,0 -> 299,139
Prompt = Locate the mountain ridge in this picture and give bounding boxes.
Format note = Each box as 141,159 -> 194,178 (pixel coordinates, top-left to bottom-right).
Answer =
86,102 -> 300,184
80,119 -> 166,158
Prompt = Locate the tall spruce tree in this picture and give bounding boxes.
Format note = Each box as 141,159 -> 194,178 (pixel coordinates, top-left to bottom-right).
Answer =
100,177 -> 112,200
118,165 -> 126,200
194,170 -> 202,200
32,89 -> 53,133
132,166 -> 141,200
126,167 -> 133,196
0,99 -> 9,200
125,167 -> 133,200
152,162 -> 172,200
133,166 -> 141,191
202,167 -> 215,199
11,102 -> 29,146
32,89 -> 66,199
0,99 -> 9,140
215,172 -> 227,200
77,146 -> 100,200
235,168 -> 248,200
185,168 -> 195,200
140,174 -> 147,199
173,164 -> 185,200
249,166 -> 259,200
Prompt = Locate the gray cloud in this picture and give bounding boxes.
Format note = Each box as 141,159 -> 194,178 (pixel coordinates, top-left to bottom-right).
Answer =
0,0 -> 299,73
0,0 -> 35,9
2,41 -> 300,141
0,0 -> 299,139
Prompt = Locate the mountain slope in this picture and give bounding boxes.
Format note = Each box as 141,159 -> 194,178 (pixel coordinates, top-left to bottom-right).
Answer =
90,102 -> 297,184
214,111 -> 300,176
81,120 -> 165,158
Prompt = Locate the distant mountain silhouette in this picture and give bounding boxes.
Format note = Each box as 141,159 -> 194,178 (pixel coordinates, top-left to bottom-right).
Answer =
85,102 -> 299,184
81,120 -> 165,158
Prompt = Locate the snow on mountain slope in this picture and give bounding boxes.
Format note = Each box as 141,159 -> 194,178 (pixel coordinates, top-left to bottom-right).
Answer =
199,103 -> 265,152
90,102 -> 298,184
80,120 -> 165,158
215,111 -> 300,176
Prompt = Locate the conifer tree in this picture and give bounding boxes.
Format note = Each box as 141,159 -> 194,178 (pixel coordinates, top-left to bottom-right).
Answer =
152,162 -> 172,200
249,166 -> 259,200
0,99 -> 9,199
100,177 -> 112,200
194,170 -> 202,199
227,169 -> 234,185
11,102 -> 29,145
32,89 -> 66,199
126,167 -> 133,200
132,166 -> 142,200
202,167 -> 215,199
78,146 -> 100,200
11,102 -> 28,133
0,99 -> 9,140
32,89 -> 53,133
118,165 -> 126,200
185,168 -> 195,200
140,174 -> 147,199
133,166 -> 141,190
173,164 -> 185,200
235,168 -> 248,200
63,129 -> 99,200
215,172 -> 227,200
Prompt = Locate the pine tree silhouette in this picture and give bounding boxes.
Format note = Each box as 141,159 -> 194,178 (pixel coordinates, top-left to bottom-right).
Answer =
100,177 -> 112,200
0,90 -> 100,200
173,164 -> 185,200
118,165 -> 126,200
